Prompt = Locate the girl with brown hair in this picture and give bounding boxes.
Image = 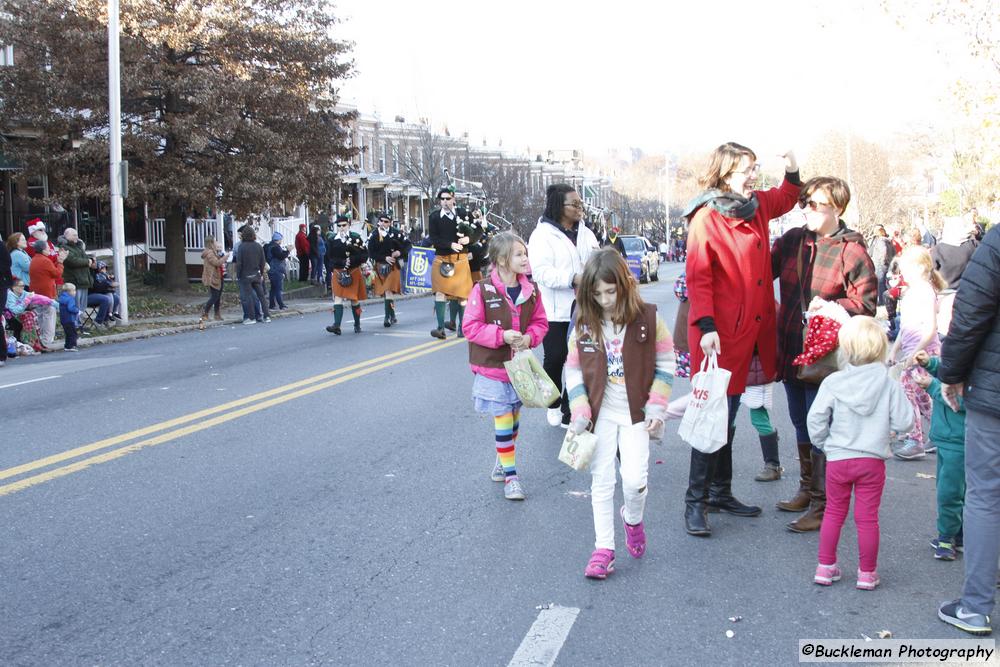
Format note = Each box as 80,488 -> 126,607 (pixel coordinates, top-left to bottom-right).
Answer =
565,249 -> 675,579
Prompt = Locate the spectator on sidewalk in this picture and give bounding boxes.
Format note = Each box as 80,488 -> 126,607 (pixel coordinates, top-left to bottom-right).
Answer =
295,223 -> 311,283
936,225 -> 1000,635
233,227 -> 269,325
58,283 -> 80,351
264,231 -> 290,311
60,228 -> 94,327
200,236 -> 228,327
0,237 -> 10,367
89,261 -> 121,326
5,278 -> 56,352
28,239 -> 66,300
7,233 -> 31,288
24,219 -> 59,267
308,224 -> 325,286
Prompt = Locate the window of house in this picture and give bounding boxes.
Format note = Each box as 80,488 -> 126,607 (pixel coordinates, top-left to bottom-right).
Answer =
379,142 -> 386,173
358,135 -> 365,171
0,45 -> 13,66
392,143 -> 399,175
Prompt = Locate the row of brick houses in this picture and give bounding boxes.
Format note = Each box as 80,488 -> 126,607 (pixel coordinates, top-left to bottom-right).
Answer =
1,102 -> 621,264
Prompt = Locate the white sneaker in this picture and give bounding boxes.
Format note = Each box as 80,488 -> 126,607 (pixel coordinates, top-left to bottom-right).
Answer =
242,319 -> 255,326
546,408 -> 563,427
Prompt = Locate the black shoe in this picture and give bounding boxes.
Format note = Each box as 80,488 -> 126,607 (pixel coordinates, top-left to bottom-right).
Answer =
938,599 -> 992,635
390,315 -> 398,324
354,323 -> 361,333
384,318 -> 391,328
685,505 -> 711,536
430,328 -> 446,339
326,325 -> 341,335
443,321 -> 456,331
707,496 -> 762,517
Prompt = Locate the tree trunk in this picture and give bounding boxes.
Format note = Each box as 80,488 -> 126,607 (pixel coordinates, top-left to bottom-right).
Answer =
164,202 -> 189,291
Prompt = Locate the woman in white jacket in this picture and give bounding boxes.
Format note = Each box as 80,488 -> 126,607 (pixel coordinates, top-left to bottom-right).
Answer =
527,184 -> 600,426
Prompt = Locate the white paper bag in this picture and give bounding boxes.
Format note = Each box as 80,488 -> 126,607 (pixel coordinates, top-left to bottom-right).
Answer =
558,428 -> 599,471
677,352 -> 731,454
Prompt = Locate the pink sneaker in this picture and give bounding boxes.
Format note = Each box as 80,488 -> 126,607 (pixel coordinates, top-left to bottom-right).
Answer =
814,563 -> 842,586
584,549 -> 615,579
621,506 -> 646,558
856,569 -> 880,590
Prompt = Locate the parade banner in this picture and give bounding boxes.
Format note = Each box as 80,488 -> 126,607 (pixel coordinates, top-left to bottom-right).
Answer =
404,246 -> 435,293
625,256 -> 642,281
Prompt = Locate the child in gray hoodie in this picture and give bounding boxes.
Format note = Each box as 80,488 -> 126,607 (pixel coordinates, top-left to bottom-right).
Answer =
807,316 -> 914,591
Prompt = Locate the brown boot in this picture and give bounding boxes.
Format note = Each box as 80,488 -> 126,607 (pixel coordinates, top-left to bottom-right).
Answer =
776,442 -> 812,512
787,449 -> 826,533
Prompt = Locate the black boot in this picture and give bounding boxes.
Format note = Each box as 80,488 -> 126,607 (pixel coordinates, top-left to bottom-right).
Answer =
684,449 -> 716,536
707,431 -> 762,517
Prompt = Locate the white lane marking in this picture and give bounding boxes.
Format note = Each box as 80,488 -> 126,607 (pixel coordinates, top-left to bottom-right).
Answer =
508,605 -> 580,667
0,375 -> 62,390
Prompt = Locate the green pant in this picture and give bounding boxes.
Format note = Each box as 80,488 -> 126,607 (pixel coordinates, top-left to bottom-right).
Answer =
749,406 -> 775,436
936,444 -> 966,540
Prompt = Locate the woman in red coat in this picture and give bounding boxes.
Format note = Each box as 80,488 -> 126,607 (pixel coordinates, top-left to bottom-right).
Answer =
682,142 -> 800,537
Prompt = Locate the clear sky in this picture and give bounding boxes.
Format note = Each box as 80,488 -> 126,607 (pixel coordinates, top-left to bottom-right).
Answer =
334,0 -> 981,161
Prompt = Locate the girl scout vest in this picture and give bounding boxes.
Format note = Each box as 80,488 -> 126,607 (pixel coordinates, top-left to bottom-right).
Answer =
576,303 -> 657,425
467,278 -> 538,369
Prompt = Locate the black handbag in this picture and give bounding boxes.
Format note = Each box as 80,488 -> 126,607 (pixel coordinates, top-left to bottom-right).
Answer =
337,270 -> 353,287
439,261 -> 455,278
377,262 -> 392,278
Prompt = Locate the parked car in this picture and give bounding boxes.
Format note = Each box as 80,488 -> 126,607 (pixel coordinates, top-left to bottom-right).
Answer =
619,235 -> 660,283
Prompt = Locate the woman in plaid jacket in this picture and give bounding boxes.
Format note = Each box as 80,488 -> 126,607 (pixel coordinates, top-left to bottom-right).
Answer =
771,176 -> 877,533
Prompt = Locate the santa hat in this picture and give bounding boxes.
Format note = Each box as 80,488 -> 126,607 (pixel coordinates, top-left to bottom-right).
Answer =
27,219 -> 45,235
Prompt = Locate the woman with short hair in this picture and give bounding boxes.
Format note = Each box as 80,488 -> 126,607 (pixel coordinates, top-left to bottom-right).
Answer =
682,142 -> 801,538
771,176 -> 878,533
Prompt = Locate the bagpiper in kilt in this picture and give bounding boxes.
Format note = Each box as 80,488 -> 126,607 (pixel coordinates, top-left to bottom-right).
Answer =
367,212 -> 412,327
325,215 -> 369,335
428,187 -> 474,339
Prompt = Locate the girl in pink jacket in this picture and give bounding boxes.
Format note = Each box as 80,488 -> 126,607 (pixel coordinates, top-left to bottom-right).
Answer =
463,232 -> 549,501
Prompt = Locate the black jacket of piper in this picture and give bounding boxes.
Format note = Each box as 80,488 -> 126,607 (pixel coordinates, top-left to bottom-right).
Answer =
326,232 -> 368,270
939,225 -> 1000,418
428,207 -> 472,256
367,227 -> 412,264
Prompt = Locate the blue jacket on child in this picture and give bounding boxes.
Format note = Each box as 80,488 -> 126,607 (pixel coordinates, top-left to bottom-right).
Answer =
925,356 -> 966,451
58,291 -> 79,324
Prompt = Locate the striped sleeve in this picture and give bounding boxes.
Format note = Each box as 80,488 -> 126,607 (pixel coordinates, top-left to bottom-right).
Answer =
565,327 -> 592,422
644,315 -> 675,420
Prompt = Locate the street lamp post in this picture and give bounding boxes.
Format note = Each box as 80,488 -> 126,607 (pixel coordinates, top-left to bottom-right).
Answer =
107,0 -> 128,322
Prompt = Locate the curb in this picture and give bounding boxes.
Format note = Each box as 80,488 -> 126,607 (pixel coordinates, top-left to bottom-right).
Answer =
73,291 -> 434,349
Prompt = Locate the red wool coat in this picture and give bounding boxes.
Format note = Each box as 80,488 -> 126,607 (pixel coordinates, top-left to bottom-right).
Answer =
686,178 -> 799,395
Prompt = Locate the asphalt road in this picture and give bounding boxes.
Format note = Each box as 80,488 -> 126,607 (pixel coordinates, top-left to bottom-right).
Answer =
0,263 -> 973,666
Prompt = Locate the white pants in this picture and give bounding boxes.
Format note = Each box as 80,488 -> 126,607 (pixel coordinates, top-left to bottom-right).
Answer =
34,305 -> 57,347
590,407 -> 650,550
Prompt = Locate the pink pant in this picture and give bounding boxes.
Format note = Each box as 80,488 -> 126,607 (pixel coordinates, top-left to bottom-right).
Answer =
901,366 -> 932,444
818,457 -> 886,572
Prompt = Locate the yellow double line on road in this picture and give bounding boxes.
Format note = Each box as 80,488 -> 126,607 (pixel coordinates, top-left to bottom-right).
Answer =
0,338 -> 463,497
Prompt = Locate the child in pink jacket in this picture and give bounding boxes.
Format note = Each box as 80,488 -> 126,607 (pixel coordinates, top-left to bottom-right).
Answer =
463,232 -> 549,501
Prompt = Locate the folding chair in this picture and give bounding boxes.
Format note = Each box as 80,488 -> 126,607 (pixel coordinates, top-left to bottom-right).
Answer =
80,304 -> 100,333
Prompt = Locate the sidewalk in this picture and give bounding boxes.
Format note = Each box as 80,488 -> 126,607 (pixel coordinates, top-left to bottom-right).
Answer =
35,289 -> 433,351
